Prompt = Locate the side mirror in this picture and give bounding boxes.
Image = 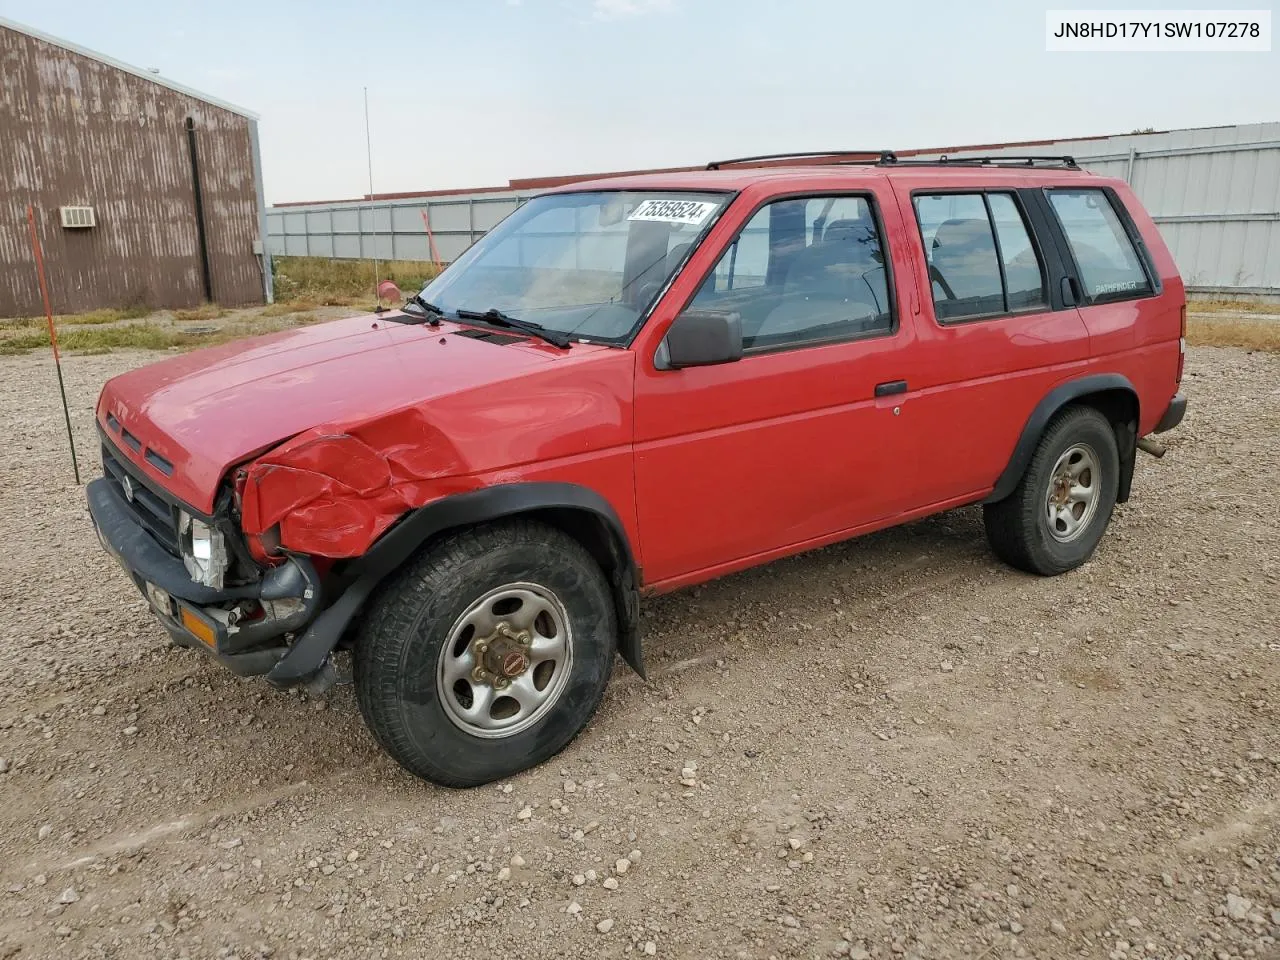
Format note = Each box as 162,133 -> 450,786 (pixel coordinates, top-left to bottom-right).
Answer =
661,309 -> 742,369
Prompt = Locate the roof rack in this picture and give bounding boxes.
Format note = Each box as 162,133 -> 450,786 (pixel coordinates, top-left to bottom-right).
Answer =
879,154 -> 1079,169
706,150 -> 897,170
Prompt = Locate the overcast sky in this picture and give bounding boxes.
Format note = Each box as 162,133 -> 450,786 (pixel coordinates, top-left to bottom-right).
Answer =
3,0 -> 1277,204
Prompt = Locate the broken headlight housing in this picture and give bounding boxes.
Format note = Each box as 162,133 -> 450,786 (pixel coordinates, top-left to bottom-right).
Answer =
179,512 -> 229,589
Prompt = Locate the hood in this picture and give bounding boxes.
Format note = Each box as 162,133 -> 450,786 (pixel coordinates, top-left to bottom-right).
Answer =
97,314 -> 583,513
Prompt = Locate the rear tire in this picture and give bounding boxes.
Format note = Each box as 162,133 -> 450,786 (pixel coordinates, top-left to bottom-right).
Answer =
983,405 -> 1119,576
354,519 -> 617,787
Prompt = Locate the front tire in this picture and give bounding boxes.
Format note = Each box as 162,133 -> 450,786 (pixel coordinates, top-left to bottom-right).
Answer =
983,405 -> 1120,576
354,519 -> 617,787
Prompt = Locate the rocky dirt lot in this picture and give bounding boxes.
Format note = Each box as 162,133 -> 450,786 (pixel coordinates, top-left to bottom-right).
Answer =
0,346 -> 1277,960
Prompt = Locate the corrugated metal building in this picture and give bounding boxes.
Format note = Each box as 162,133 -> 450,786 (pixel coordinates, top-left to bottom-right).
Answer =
0,18 -> 270,317
267,122 -> 1279,299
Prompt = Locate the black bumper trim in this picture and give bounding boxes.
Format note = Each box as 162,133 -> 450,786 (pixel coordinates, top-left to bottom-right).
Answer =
266,577 -> 374,686
163,620 -> 289,676
1154,393 -> 1186,433
88,477 -> 324,676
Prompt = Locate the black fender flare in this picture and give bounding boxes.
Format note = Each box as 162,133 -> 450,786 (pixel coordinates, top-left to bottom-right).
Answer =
268,482 -> 644,687
985,373 -> 1139,505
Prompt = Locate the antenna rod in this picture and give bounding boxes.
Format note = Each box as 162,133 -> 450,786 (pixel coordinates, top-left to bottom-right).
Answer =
26,204 -> 80,484
363,86 -> 381,294
420,209 -> 441,271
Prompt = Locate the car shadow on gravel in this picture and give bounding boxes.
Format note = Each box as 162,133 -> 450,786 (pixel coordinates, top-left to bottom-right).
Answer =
636,506 -> 995,664
101,506 -> 999,804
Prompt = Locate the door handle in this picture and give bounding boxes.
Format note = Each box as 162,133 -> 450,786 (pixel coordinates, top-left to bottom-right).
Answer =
874,380 -> 908,398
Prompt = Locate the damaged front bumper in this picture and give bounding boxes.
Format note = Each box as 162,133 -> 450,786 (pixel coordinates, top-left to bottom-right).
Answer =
86,477 -> 329,683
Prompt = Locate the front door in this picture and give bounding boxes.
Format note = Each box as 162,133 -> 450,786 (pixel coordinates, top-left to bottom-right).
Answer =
631,187 -> 920,588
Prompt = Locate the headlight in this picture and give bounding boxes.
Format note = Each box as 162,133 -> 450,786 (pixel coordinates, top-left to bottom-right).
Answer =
180,512 -> 229,589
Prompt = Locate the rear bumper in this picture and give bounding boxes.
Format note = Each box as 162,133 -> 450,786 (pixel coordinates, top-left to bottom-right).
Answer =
86,477 -> 326,681
1153,392 -> 1187,434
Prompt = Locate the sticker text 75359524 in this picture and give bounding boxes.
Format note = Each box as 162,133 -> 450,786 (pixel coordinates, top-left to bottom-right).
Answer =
627,199 -> 718,226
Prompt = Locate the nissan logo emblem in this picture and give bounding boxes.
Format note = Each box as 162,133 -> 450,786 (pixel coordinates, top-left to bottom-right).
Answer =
121,475 -> 135,502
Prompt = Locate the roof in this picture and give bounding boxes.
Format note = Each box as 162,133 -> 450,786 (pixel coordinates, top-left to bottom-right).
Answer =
548,162 -> 1097,194
0,16 -> 258,120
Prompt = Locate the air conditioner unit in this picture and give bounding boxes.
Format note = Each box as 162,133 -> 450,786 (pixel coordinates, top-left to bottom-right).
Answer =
60,206 -> 96,228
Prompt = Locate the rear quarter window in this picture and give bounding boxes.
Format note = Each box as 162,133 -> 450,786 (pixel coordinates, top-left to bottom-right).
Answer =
1047,189 -> 1154,303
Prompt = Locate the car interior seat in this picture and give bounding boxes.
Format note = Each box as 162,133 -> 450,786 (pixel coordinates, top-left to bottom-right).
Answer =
929,218 -> 1004,318
751,216 -> 885,341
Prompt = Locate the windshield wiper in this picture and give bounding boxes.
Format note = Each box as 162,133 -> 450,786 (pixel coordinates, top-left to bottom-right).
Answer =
401,294 -> 445,325
455,308 -> 573,349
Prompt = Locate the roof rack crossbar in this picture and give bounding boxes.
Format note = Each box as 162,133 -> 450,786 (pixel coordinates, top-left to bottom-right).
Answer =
707,150 -> 897,170
880,154 -> 1079,168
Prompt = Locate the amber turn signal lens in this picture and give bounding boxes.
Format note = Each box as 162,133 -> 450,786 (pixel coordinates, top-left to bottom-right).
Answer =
180,607 -> 217,648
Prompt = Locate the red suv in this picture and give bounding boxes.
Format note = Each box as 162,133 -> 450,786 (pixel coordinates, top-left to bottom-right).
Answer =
88,152 -> 1187,786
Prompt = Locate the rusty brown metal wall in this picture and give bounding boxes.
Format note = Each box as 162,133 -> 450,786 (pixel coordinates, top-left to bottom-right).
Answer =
0,25 -> 264,317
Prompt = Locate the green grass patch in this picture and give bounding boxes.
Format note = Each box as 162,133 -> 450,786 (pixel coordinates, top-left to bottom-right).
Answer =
0,305 -> 152,330
1187,317 -> 1280,353
272,256 -> 444,303
61,325 -> 189,351
62,305 -> 152,325
260,298 -> 320,317
0,332 -> 50,355
1189,297 -> 1280,316
0,314 -> 330,356
172,303 -> 228,323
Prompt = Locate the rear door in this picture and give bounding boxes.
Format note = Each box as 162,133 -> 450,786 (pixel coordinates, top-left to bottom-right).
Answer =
1042,185 -> 1183,428
885,178 -> 1093,508
630,181 -> 922,588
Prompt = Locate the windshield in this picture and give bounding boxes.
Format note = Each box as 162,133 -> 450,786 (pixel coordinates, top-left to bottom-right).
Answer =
419,190 -> 730,343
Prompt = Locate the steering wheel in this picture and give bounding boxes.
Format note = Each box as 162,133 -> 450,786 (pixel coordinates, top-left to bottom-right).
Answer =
928,264 -> 956,300
634,279 -> 664,309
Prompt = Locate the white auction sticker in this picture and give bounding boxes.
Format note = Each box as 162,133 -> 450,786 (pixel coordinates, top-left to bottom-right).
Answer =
1046,9 -> 1271,51
628,199 -> 718,225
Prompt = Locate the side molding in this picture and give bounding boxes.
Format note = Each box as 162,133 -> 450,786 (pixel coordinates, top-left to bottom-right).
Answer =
985,373 -> 1139,504
268,483 -> 645,687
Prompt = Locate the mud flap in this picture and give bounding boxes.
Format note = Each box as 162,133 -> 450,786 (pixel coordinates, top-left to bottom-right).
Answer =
615,571 -> 645,679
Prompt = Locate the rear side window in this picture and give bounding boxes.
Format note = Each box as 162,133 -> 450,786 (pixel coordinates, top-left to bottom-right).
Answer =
1047,189 -> 1153,302
987,194 -> 1046,311
913,193 -> 1046,322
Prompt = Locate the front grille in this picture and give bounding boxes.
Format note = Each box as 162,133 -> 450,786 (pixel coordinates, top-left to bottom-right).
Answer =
145,449 -> 174,476
102,445 -> 182,556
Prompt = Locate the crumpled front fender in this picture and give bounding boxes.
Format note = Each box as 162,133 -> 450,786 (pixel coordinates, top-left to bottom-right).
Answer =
239,410 -> 476,558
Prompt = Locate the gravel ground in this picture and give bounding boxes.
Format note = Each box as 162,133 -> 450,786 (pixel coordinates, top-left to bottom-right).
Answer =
0,346 -> 1277,960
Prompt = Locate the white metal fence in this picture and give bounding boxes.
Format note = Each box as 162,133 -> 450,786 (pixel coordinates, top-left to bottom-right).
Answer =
265,123 -> 1280,297
266,189 -> 538,265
